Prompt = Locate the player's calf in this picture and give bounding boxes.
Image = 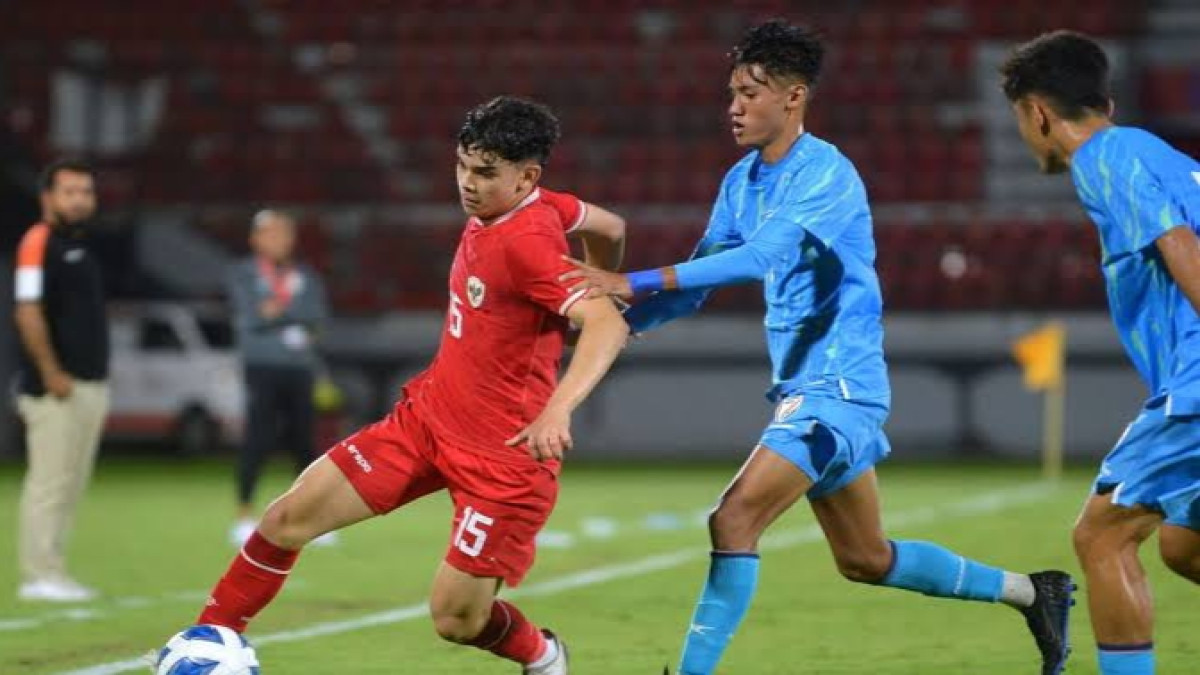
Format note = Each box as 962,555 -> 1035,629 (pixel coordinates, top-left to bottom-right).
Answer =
430,564 -> 560,669
456,599 -> 559,668
197,530 -> 299,632
829,540 -> 892,584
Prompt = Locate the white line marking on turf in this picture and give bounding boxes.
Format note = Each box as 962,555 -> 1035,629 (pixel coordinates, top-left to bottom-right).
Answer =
0,592 -> 203,634
0,586 -> 295,634
56,482 -> 1056,675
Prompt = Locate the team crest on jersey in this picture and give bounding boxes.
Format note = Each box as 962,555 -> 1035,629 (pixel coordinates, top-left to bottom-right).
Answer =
466,276 -> 486,308
774,395 -> 804,423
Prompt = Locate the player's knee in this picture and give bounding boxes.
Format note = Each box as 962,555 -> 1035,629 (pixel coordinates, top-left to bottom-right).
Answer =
1073,519 -> 1142,568
429,607 -> 487,644
257,501 -> 314,549
833,547 -> 892,584
708,500 -> 762,550
1071,519 -> 1110,562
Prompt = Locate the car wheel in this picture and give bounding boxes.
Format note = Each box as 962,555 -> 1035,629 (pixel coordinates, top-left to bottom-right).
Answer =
175,408 -> 219,457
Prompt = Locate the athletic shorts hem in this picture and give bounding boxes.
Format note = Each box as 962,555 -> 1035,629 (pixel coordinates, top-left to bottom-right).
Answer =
327,444 -> 391,515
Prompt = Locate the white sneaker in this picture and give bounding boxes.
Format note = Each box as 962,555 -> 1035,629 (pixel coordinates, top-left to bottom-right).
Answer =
311,530 -> 339,548
523,630 -> 568,675
18,578 -> 97,603
230,518 -> 257,547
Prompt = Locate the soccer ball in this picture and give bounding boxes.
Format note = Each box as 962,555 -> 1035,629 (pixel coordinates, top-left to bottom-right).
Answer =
156,625 -> 261,674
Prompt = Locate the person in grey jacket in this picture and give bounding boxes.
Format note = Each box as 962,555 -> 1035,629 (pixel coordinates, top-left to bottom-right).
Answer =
226,209 -> 330,546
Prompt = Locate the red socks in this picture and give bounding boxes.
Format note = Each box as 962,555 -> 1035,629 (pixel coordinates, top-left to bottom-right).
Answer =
196,534 -> 545,668
468,600 -> 547,665
197,531 -> 299,632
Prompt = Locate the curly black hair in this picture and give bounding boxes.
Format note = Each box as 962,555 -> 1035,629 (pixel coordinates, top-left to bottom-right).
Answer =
730,19 -> 824,87
457,96 -> 561,166
999,30 -> 1111,120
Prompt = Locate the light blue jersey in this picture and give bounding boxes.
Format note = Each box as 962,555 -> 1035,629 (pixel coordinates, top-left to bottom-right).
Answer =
625,133 -> 890,407
624,133 -> 890,496
1072,126 -> 1200,414
1072,126 -> 1200,528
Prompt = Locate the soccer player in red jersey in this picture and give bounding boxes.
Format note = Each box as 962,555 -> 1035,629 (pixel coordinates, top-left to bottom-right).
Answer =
186,97 -> 629,674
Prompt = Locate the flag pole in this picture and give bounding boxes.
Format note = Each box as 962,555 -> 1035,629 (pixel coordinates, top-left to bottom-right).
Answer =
1041,321 -> 1067,481
1043,377 -> 1065,481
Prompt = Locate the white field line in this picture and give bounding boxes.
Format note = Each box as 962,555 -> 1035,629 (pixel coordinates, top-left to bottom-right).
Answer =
55,482 -> 1057,675
0,592 -> 208,634
0,586 -> 314,634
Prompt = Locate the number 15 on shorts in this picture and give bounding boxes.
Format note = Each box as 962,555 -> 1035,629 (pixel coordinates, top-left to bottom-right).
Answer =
454,506 -> 494,558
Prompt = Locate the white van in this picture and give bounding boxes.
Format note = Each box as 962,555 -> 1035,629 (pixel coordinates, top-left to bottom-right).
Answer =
107,302 -> 244,454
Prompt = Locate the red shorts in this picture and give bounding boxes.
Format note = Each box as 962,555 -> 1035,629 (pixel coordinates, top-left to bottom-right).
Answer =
326,400 -> 558,587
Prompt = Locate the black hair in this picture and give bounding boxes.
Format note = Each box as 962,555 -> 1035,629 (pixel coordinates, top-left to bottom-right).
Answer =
730,19 -> 825,87
456,96 -> 561,166
999,30 -> 1111,120
39,158 -> 95,192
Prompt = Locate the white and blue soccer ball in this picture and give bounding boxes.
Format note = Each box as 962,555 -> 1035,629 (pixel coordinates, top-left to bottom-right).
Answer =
156,625 -> 261,675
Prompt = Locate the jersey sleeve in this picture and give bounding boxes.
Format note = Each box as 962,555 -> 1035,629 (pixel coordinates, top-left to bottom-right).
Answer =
540,188 -> 588,234
505,229 -> 583,316
1087,133 -> 1192,256
671,158 -> 861,291
623,177 -> 742,333
14,223 -> 50,302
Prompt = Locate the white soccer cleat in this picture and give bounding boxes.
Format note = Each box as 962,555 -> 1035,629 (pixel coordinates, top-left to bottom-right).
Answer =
18,577 -> 97,603
229,518 -> 257,547
523,630 -> 568,675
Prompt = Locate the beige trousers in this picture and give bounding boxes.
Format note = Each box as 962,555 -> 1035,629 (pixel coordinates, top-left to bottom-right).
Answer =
17,380 -> 109,584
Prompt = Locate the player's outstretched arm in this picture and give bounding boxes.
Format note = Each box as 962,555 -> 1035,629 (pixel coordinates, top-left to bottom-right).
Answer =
573,202 -> 626,272
558,226 -> 741,335
1156,224 -> 1200,314
506,297 -> 629,462
560,170 -> 854,302
560,213 -> 798,301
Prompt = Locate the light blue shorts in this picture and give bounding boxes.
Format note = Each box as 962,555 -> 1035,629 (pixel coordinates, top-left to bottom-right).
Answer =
1094,398 -> 1200,529
758,395 -> 891,500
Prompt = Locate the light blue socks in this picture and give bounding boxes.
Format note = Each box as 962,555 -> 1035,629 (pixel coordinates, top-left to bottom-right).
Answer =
678,552 -> 760,675
880,540 -> 1005,601
1098,644 -> 1155,674
678,540 -> 1010,674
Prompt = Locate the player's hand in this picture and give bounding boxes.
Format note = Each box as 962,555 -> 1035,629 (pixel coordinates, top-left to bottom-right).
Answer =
559,257 -> 634,301
260,298 -> 286,320
506,406 -> 572,462
44,369 -> 74,399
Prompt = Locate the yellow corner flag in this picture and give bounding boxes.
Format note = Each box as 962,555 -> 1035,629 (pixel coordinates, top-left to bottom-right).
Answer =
1012,321 -> 1067,480
1013,322 -> 1066,391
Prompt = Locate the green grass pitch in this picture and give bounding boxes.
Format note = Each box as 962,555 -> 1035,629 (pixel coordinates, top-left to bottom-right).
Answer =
0,459 -> 1195,674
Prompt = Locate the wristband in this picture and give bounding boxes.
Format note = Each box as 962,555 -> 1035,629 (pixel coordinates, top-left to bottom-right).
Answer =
628,269 -> 665,295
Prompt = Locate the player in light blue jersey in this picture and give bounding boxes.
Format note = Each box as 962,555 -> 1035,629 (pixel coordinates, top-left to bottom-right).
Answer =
563,19 -> 1074,675
1002,31 -> 1200,675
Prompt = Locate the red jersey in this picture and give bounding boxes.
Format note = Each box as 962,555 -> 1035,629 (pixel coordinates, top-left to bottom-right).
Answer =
406,188 -> 589,462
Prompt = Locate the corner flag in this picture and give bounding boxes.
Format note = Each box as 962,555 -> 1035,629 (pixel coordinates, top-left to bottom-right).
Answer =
1013,322 -> 1065,391
1012,321 -> 1067,480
